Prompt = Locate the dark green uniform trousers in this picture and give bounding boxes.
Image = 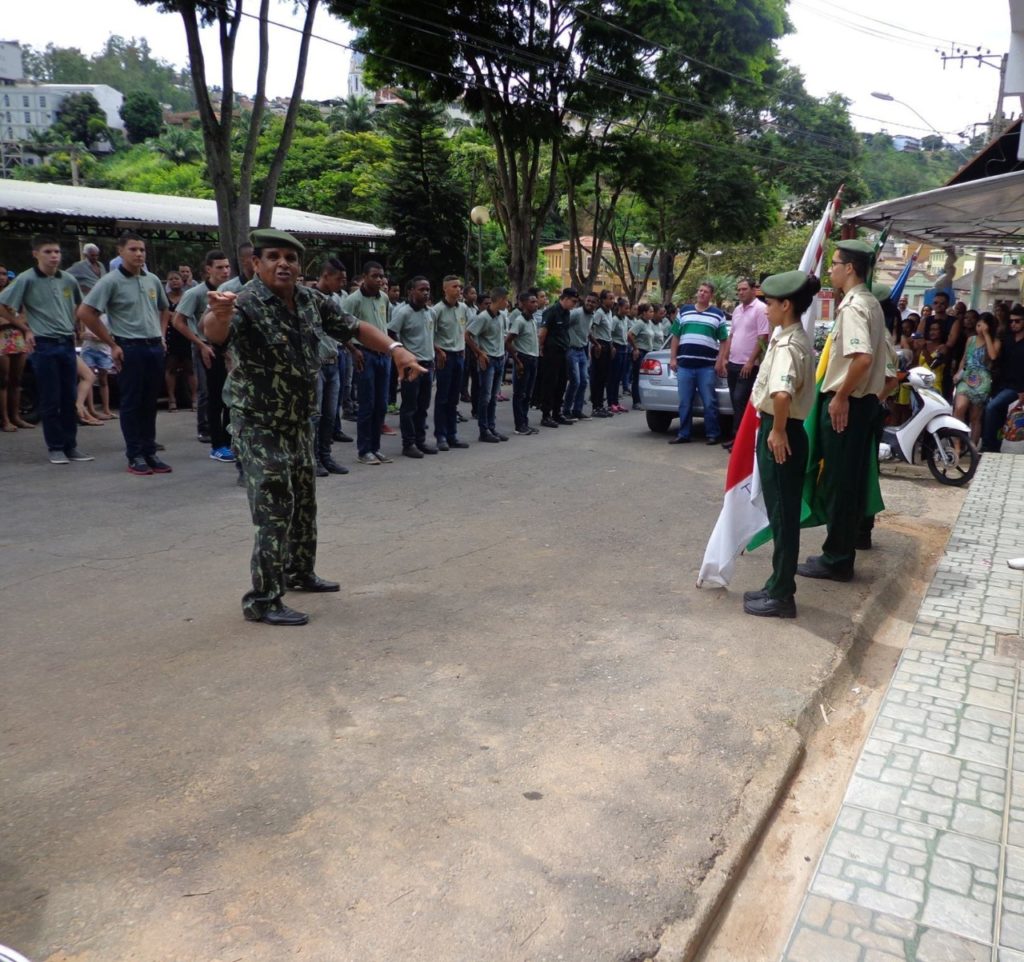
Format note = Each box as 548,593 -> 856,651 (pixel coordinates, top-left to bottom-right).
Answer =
235,418 -> 318,618
757,413 -> 807,600
818,393 -> 879,572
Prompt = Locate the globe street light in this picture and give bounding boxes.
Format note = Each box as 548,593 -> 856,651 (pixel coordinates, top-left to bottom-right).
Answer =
698,248 -> 722,276
470,205 -> 490,291
870,92 -> 968,162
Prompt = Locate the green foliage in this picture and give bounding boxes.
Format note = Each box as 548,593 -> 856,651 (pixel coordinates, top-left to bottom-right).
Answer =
52,92 -> 108,147
328,94 -> 378,133
22,36 -> 195,111
12,148 -> 100,186
152,126 -> 205,163
121,91 -> 164,143
858,135 -> 961,203
380,94 -> 469,285
93,145 -> 212,197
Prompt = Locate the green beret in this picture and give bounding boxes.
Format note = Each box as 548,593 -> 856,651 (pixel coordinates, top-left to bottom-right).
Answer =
835,239 -> 875,257
760,270 -> 810,300
872,283 -> 892,301
250,228 -> 305,254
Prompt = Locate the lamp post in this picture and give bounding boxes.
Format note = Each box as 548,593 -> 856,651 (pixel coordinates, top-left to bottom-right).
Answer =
698,248 -> 722,277
631,241 -> 648,300
469,205 -> 490,292
870,92 -> 969,162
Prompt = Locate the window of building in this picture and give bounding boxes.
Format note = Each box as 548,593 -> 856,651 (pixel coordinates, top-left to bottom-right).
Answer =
39,96 -> 46,108
2,95 -> 8,108
24,112 -> 31,123
22,95 -> 29,107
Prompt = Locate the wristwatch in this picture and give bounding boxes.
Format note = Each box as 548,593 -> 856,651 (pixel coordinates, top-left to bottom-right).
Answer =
387,341 -> 403,354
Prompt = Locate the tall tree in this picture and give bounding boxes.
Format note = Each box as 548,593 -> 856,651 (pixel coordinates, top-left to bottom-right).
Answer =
120,90 -> 164,142
52,92 -> 109,147
380,92 -> 467,285
133,0 -> 320,261
326,0 -> 785,292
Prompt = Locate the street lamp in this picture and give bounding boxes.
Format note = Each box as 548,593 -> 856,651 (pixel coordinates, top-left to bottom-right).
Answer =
631,241 -> 648,299
698,248 -> 722,276
469,205 -> 489,292
870,92 -> 969,161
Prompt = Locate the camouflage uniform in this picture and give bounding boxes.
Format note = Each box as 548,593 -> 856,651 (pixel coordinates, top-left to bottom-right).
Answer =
227,277 -> 360,618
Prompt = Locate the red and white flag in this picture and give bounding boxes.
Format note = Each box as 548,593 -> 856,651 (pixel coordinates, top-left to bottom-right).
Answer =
696,188 -> 843,588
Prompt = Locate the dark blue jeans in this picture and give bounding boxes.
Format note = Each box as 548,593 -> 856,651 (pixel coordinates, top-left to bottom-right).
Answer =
564,346 -> 589,416
512,354 -> 538,430
433,349 -> 465,442
117,339 -> 165,461
983,387 -> 1021,452
30,336 -> 78,453
675,363 -> 720,440
477,355 -> 503,434
356,350 -> 390,456
399,361 -> 433,446
608,347 -> 627,405
314,360 -> 341,462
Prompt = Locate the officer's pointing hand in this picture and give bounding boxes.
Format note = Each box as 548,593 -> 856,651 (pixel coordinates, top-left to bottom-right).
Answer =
392,346 -> 426,381
207,290 -> 236,319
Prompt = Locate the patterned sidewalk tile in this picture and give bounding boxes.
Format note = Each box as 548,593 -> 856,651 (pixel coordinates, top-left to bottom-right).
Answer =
871,653 -> 1012,768
782,894 -> 990,961
809,806 -> 1000,944
845,739 -> 1007,840
1002,843 -> 1024,952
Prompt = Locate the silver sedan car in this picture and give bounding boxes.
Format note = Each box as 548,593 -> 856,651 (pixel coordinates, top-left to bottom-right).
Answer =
636,342 -> 734,435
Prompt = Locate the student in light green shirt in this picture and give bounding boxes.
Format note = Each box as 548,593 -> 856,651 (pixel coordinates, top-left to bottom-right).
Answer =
78,231 -> 173,475
628,303 -> 658,409
432,274 -> 471,450
505,289 -> 540,434
390,276 -> 438,457
466,287 -> 510,441
0,233 -> 90,463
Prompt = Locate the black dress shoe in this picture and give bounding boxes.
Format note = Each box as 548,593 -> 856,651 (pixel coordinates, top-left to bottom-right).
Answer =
333,430 -> 354,443
555,415 -> 575,425
494,432 -> 509,442
668,436 -> 691,445
403,445 -> 424,458
744,595 -> 797,618
479,432 -> 501,443
315,461 -> 330,477
743,589 -> 769,603
797,556 -> 854,582
541,417 -> 560,428
322,457 -> 349,475
254,602 -> 309,626
287,573 -> 340,592
417,443 -> 438,454
436,439 -> 450,451
449,439 -> 469,448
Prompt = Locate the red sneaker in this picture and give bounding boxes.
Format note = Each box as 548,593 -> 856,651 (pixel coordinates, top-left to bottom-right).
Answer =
380,424 -> 397,436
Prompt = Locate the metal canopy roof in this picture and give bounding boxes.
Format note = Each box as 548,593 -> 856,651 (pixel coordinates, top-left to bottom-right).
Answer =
0,179 -> 394,241
843,169 -> 1024,250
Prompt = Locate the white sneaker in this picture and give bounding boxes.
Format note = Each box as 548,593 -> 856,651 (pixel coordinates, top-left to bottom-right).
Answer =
357,452 -> 381,465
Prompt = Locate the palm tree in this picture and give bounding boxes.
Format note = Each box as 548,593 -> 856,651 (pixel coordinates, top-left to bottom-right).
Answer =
333,94 -> 376,133
151,127 -> 204,164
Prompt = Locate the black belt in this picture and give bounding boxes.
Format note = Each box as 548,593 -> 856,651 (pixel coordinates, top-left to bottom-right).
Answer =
34,334 -> 75,345
116,337 -> 162,346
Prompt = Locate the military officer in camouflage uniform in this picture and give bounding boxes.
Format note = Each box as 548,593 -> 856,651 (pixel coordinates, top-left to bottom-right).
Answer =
204,229 -> 424,626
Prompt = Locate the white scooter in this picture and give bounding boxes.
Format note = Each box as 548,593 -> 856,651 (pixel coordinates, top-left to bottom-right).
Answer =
878,366 -> 979,486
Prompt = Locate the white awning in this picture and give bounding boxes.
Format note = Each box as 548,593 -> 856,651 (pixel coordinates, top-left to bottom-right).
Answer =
843,170 -> 1024,250
0,178 -> 393,241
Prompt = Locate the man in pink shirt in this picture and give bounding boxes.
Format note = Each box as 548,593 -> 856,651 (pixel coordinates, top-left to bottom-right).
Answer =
716,276 -> 769,447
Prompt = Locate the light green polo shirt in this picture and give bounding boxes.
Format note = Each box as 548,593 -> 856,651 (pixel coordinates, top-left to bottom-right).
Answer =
567,307 -> 594,348
175,281 -> 217,336
432,299 -> 470,352
341,288 -> 391,347
83,267 -> 169,338
466,309 -> 505,357
629,320 -> 657,352
591,306 -> 614,341
506,308 -> 539,357
610,314 -> 628,346
389,302 -> 435,362
0,267 -> 81,337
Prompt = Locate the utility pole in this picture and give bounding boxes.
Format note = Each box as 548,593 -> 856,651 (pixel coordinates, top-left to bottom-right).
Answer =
938,47 -> 1011,138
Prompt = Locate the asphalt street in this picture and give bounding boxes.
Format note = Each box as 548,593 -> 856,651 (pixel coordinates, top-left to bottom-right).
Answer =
0,398 -> 945,962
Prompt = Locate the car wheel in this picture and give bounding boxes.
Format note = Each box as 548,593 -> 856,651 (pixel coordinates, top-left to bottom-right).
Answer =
646,410 -> 674,433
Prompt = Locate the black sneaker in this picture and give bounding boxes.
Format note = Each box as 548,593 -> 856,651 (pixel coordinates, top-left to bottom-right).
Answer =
144,455 -> 173,473
315,461 -> 330,477
402,445 -> 425,458
494,432 -> 509,442
417,443 -> 439,455
449,439 -> 469,448
479,432 -> 500,443
332,430 -> 354,443
541,417 -> 559,428
436,438 -> 450,451
514,426 -> 532,435
127,456 -> 153,476
197,433 -> 211,444
572,410 -> 591,420
322,458 -> 349,475
555,415 -> 575,425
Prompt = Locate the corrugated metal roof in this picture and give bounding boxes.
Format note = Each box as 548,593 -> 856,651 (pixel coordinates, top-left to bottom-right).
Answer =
0,179 -> 394,240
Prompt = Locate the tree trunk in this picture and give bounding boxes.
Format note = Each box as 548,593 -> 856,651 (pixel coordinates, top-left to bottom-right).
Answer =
258,0 -> 320,226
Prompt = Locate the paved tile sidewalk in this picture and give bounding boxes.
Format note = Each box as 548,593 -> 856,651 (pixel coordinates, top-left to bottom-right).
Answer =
782,455 -> 1024,962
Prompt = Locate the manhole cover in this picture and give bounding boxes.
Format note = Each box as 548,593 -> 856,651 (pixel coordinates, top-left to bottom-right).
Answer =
995,634 -> 1024,660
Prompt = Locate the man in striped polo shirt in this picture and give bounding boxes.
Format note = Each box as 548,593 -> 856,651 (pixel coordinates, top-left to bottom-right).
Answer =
668,281 -> 728,445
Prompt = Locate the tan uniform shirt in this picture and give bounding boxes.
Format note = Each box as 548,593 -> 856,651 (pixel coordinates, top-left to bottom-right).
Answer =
821,282 -> 888,398
752,323 -> 816,421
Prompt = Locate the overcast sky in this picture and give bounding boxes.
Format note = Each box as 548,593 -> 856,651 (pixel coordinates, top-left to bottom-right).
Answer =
3,0 -> 1015,144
